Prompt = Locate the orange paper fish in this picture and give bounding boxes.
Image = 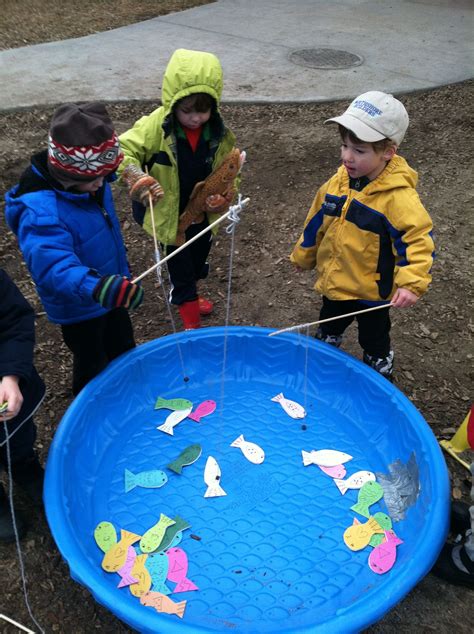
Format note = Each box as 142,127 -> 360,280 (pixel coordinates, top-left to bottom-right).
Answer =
140,590 -> 187,618
101,529 -> 141,572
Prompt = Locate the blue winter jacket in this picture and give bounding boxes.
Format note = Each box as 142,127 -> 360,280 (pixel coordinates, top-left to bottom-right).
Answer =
5,151 -> 130,325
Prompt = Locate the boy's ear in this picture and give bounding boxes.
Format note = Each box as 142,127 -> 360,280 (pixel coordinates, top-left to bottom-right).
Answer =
383,145 -> 397,161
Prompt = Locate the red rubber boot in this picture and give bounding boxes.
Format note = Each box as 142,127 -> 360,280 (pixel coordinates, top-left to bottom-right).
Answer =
198,296 -> 214,315
178,299 -> 201,330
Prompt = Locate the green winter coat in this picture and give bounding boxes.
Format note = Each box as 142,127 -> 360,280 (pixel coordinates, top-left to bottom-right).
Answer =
118,49 -> 237,245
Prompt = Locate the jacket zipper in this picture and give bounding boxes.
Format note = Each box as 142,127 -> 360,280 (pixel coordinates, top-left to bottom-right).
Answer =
322,190 -> 354,291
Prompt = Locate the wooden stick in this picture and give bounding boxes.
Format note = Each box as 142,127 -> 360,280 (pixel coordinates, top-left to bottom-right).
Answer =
145,166 -> 160,258
269,302 -> 393,337
132,197 -> 250,284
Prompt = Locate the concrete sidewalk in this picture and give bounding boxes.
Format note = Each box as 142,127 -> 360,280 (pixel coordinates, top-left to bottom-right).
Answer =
0,0 -> 472,110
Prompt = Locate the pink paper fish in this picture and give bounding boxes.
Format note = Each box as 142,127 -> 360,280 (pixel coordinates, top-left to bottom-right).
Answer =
117,545 -> 138,588
187,400 -> 216,422
318,464 -> 347,479
368,530 -> 403,574
166,547 -> 198,593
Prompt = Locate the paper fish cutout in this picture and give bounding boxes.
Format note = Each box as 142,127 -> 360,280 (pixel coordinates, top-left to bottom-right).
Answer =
145,551 -> 171,595
188,400 -> 216,422
343,516 -> 384,551
166,547 -> 199,593
102,529 -> 141,572
140,591 -> 187,619
319,464 -> 347,479
117,545 -> 138,588
271,393 -> 306,419
157,407 -> 192,436
129,554 -> 152,597
140,514 -> 176,553
154,396 -> 193,411
376,452 -> 420,521
334,470 -> 376,495
351,481 -> 384,518
204,456 -> 227,497
302,449 -> 353,468
369,512 -> 393,547
368,530 -> 403,574
94,521 -> 117,553
230,434 -> 265,464
124,468 -> 168,493
0,402 -> 8,413
167,444 -> 202,474
155,515 -> 191,553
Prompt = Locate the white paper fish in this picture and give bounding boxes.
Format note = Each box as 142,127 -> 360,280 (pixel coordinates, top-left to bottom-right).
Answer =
271,393 -> 306,419
157,407 -> 192,436
334,470 -> 376,495
203,456 -> 227,498
230,434 -> 265,464
301,449 -> 353,468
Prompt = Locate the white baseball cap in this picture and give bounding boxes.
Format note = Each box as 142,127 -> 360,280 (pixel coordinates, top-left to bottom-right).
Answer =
325,91 -> 409,146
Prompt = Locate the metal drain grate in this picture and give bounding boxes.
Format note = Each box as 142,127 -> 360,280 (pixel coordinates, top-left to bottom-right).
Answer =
289,48 -> 364,70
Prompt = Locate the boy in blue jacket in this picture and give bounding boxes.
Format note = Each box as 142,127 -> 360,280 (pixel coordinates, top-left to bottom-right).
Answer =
5,103 -> 144,395
0,268 -> 45,541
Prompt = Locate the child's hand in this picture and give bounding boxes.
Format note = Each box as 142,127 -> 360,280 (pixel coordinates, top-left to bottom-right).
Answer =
391,288 -> 419,308
0,376 -> 23,420
92,275 -> 144,310
205,188 -> 236,214
122,165 -> 164,206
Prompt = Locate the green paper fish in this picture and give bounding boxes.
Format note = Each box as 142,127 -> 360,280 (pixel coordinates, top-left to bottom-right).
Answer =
369,512 -> 393,547
124,468 -> 168,493
350,481 -> 384,518
140,514 -> 176,553
0,402 -> 8,413
167,444 -> 202,474
156,515 -> 191,552
154,396 -> 193,411
94,521 -> 117,553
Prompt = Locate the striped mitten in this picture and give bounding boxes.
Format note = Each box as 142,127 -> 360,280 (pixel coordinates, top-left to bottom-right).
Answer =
92,275 -> 144,310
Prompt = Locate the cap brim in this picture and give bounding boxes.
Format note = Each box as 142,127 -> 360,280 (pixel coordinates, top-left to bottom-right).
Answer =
324,113 -> 386,143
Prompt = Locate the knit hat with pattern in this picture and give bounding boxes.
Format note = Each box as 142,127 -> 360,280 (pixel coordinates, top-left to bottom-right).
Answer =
48,102 -> 123,186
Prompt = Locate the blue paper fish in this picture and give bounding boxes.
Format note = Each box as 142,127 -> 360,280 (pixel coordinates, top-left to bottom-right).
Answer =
124,468 -> 168,493
145,551 -> 171,595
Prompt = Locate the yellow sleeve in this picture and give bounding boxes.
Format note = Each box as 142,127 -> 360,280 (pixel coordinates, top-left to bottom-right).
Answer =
289,181 -> 330,270
117,108 -> 163,183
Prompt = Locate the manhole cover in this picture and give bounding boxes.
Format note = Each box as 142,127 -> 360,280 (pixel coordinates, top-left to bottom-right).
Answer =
289,48 -> 364,70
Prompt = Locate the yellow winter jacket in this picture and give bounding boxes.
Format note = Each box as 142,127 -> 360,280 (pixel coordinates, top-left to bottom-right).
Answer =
290,156 -> 434,302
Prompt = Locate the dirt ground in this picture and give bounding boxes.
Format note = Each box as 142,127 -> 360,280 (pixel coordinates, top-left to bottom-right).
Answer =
0,3 -> 473,633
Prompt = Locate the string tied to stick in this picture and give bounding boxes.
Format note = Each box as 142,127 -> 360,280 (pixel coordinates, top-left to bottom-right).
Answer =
225,194 -> 244,234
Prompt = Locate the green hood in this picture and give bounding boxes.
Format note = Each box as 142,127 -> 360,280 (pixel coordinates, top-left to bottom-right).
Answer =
161,48 -> 223,115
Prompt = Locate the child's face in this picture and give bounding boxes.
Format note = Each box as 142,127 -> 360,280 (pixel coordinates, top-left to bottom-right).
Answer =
175,96 -> 211,130
74,176 -> 105,193
340,137 -> 395,181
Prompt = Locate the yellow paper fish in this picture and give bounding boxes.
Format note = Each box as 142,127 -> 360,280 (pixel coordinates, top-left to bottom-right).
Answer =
343,516 -> 384,551
101,529 -> 141,572
129,554 -> 152,598
140,514 -> 176,553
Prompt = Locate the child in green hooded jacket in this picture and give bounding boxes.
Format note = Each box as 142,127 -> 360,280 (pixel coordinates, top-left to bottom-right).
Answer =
118,48 -> 240,330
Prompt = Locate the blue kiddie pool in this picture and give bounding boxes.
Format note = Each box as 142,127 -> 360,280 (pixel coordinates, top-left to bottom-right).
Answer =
44,326 -> 449,633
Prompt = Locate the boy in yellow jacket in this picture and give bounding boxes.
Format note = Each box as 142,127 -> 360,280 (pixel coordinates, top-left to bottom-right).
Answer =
290,92 -> 434,380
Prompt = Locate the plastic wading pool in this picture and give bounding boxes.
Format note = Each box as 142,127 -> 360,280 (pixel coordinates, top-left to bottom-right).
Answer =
44,326 -> 450,633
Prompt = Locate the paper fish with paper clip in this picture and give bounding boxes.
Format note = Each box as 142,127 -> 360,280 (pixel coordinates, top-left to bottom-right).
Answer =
271,393 -> 306,419
368,530 -> 403,574
350,481 -> 384,518
319,464 -> 347,479
334,470 -> 376,495
166,547 -> 199,592
157,407 -> 192,436
369,512 -> 393,547
124,468 -> 168,492
140,514 -> 176,553
154,396 -> 193,411
117,545 -> 138,588
204,456 -> 227,498
140,591 -> 187,619
101,529 -> 141,572
94,521 -> 117,553
156,515 -> 191,552
188,400 -> 216,422
167,444 -> 202,474
129,554 -> 152,597
145,551 -> 172,595
343,516 -> 384,551
302,449 -> 353,468
230,434 -> 265,464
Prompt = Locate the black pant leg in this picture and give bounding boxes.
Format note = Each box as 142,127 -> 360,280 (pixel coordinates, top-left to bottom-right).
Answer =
0,417 -> 36,470
319,297 -> 358,336
357,307 -> 391,358
103,308 -> 136,361
61,315 -> 109,395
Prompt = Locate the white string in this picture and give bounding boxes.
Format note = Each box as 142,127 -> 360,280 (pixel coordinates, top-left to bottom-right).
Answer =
2,415 -> 45,634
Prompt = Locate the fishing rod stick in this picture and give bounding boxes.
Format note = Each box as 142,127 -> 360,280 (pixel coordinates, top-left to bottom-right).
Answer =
269,302 -> 393,337
132,197 -> 250,284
